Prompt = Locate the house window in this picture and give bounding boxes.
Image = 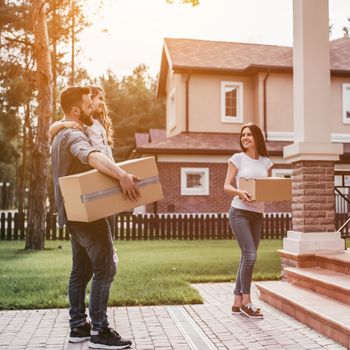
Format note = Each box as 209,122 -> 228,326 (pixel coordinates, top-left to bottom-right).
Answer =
168,89 -> 176,130
181,168 -> 209,195
343,84 -> 350,124
221,81 -> 243,123
272,169 -> 292,178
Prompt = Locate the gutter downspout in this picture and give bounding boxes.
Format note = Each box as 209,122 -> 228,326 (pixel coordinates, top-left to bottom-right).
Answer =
185,70 -> 192,132
263,70 -> 271,141
153,154 -> 158,214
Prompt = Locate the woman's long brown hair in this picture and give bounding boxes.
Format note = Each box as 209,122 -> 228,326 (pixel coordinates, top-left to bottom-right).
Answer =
89,86 -> 114,147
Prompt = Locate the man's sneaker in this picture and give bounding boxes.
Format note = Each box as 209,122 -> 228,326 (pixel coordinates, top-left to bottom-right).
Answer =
89,327 -> 132,349
231,305 -> 241,315
69,322 -> 91,343
240,303 -> 263,319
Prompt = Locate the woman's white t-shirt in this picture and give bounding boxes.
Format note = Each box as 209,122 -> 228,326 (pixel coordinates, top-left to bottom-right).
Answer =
229,152 -> 273,213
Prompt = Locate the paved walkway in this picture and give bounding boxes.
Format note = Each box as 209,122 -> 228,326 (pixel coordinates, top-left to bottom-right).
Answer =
0,283 -> 346,350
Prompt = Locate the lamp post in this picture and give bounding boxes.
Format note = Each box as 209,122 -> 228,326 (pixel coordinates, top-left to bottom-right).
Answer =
25,187 -> 29,212
0,182 -> 3,210
5,182 -> 10,209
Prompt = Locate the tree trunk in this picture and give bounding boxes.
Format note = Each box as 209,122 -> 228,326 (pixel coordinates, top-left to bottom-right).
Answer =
70,0 -> 75,85
25,0 -> 53,250
52,7 -> 58,119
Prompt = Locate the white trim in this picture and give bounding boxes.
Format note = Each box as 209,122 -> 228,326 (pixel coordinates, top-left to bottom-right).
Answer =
266,132 -> 350,143
158,154 -> 229,163
220,81 -> 243,123
266,131 -> 294,141
342,83 -> 350,124
271,168 -> 292,178
156,154 -> 292,164
331,133 -> 350,143
168,89 -> 176,131
181,167 -> 209,196
269,156 -> 293,164
283,231 -> 344,254
335,164 -> 350,171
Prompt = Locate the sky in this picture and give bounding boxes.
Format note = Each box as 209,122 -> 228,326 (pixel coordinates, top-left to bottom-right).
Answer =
79,0 -> 350,79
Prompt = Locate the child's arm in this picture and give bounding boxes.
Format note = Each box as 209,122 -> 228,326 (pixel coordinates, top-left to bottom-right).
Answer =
49,120 -> 83,143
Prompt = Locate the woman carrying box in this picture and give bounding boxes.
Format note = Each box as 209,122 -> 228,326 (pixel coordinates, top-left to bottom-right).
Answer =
224,123 -> 273,319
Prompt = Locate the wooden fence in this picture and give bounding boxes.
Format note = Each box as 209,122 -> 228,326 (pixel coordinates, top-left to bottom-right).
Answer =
0,211 -> 293,240
1,211 -> 349,241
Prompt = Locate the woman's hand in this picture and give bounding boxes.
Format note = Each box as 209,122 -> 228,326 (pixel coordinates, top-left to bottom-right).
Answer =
238,190 -> 252,202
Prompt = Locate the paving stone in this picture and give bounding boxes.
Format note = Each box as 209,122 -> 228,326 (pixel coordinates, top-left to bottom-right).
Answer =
0,283 -> 347,349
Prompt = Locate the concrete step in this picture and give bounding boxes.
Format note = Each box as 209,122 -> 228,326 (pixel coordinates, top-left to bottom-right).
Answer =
316,252 -> 350,275
256,281 -> 350,348
284,267 -> 350,305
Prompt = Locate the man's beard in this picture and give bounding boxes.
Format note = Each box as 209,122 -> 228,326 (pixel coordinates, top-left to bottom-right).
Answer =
79,110 -> 94,126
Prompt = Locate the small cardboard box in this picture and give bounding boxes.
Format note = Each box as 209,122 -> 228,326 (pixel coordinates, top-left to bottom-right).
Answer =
59,157 -> 163,222
239,177 -> 292,201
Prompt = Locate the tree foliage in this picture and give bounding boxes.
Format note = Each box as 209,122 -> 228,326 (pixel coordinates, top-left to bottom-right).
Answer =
0,0 -> 94,249
166,0 -> 200,6
100,65 -> 165,161
343,18 -> 350,37
0,1 -> 165,247
0,0 -> 92,186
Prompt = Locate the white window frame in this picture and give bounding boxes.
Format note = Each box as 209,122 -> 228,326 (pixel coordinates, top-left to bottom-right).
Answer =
181,168 -> 209,196
342,83 -> 350,124
168,89 -> 176,130
272,169 -> 292,178
221,81 -> 243,123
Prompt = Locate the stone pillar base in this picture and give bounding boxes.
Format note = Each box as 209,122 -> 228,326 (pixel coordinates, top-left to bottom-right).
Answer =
283,231 -> 345,254
279,231 -> 345,279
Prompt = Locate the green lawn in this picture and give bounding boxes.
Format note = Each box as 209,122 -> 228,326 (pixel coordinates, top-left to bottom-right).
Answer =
0,240 -> 283,310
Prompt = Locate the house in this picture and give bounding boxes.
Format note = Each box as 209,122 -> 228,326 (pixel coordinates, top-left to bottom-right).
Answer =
135,37 -> 350,214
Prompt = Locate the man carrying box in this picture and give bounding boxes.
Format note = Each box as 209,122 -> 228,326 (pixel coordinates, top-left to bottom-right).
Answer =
51,86 -> 139,349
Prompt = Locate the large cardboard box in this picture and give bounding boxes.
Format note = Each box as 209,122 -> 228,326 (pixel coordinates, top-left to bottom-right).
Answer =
59,157 -> 163,222
239,177 -> 292,201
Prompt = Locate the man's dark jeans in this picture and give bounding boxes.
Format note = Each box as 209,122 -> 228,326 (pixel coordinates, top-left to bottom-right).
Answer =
229,207 -> 263,295
67,218 -> 117,331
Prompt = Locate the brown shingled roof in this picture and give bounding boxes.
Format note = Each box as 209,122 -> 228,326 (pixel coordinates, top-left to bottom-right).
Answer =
158,37 -> 350,97
149,129 -> 167,142
330,37 -> 350,71
136,132 -> 291,156
165,38 -> 292,72
166,37 -> 350,73
135,133 -> 149,147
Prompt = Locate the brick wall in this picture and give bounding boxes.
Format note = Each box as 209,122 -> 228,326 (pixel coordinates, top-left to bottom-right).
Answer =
264,201 -> 291,213
146,162 -> 292,213
291,161 -> 335,232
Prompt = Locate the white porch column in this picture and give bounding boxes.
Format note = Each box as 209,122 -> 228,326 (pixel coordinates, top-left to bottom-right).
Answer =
282,0 -> 344,255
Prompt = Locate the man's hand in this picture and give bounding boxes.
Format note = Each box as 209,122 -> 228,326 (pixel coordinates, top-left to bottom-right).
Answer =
87,152 -> 141,201
119,173 -> 141,201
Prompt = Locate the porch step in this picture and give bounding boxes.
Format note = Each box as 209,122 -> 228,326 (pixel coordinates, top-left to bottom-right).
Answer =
256,281 -> 350,348
316,252 -> 350,274
284,267 -> 350,305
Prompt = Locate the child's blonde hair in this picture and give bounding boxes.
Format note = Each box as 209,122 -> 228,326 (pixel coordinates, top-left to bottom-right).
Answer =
89,86 -> 114,147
